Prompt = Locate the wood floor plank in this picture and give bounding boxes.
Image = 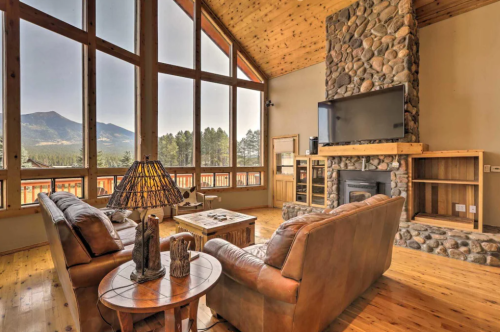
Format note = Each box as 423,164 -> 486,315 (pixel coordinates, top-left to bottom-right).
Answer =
0,208 -> 500,332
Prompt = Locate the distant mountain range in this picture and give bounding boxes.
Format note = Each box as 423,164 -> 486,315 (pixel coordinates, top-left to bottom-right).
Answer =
0,111 -> 134,154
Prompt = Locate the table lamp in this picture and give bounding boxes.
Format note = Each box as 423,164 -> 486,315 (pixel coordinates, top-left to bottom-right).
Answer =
107,156 -> 183,283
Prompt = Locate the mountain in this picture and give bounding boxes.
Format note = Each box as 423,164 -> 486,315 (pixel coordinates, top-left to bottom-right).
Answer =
0,111 -> 135,154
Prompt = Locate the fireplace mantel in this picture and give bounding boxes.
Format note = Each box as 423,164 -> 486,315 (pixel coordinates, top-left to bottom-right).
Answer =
318,143 -> 428,157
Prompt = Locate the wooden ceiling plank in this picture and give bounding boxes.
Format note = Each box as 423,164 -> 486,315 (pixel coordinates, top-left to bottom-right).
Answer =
418,0 -> 490,19
418,0 -> 500,26
205,0 -> 500,78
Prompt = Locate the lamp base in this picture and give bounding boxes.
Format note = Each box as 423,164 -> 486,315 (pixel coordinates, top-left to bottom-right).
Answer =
131,214 -> 165,283
131,265 -> 166,283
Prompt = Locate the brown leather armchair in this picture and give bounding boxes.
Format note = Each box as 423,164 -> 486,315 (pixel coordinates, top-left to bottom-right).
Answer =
39,193 -> 195,332
204,195 -> 404,332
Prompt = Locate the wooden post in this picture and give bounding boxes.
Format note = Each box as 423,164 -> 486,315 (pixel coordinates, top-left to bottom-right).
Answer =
4,0 -> 22,210
84,0 -> 98,201
193,0 -> 202,189
230,44 -> 238,189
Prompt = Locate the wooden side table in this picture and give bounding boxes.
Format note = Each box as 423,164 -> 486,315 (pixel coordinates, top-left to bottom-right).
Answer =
98,252 -> 222,332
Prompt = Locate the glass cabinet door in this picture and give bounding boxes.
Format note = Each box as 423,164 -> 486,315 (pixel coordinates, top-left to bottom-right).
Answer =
311,158 -> 326,206
295,158 -> 309,204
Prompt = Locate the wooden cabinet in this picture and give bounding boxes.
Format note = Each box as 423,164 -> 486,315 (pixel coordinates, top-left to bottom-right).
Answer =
293,156 -> 327,208
409,150 -> 484,232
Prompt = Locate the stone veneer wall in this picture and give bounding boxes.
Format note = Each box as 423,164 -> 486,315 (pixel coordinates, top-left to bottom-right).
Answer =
325,0 -> 420,143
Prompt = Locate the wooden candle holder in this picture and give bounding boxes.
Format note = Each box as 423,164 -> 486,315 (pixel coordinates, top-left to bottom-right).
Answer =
169,237 -> 190,278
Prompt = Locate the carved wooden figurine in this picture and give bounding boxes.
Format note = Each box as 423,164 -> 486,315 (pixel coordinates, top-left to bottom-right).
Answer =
169,237 -> 190,278
131,215 -> 166,283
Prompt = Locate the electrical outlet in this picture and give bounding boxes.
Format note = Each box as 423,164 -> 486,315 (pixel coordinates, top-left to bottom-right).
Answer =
456,204 -> 466,212
492,166 -> 500,173
218,197 -> 222,202
484,165 -> 491,173
469,205 -> 477,214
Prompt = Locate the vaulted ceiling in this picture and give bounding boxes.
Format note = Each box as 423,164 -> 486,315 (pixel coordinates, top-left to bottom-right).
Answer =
205,0 -> 499,79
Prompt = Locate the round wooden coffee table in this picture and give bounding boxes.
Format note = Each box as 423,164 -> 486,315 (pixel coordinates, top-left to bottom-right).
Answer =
98,251 -> 222,332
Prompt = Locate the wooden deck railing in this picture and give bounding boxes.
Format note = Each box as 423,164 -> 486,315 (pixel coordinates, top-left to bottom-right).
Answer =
21,172 -> 261,204
21,179 -> 82,205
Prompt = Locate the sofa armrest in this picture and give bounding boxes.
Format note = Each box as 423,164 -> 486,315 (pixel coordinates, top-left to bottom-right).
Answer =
203,239 -> 299,304
69,232 -> 195,289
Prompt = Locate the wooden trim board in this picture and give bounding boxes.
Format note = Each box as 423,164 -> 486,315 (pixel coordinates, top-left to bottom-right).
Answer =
319,143 -> 429,156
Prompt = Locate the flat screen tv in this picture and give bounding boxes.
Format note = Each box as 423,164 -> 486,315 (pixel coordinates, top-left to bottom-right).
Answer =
318,85 -> 405,144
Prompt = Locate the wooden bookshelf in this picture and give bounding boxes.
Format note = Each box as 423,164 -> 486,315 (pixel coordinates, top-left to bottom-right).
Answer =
409,150 -> 484,232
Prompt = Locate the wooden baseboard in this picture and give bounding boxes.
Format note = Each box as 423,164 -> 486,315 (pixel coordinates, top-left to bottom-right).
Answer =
0,241 -> 49,256
235,205 -> 271,211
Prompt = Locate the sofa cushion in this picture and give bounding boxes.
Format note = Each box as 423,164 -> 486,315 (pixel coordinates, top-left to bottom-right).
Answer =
50,191 -> 84,212
64,203 -> 124,256
117,226 -> 137,246
264,213 -> 330,269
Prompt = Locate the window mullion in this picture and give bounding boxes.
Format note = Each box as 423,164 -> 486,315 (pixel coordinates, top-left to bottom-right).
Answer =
193,0 -> 201,189
84,0 -> 98,200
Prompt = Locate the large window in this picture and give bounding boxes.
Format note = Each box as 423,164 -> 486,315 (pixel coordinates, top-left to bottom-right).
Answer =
96,51 -> 136,168
158,0 -> 194,68
21,20 -> 83,168
158,74 -> 194,167
201,12 -> 230,76
97,0 -> 135,52
21,0 -> 82,28
201,82 -> 230,167
0,0 -> 266,216
237,88 -> 261,166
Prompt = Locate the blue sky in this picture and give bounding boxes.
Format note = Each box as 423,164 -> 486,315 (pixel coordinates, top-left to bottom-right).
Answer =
17,0 -> 260,140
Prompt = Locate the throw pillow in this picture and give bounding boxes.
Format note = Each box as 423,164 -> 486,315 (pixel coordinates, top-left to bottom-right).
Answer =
101,208 -> 133,223
265,213 -> 330,269
178,186 -> 197,206
65,203 -> 124,256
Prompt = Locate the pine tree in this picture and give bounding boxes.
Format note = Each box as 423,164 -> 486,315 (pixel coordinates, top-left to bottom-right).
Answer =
120,151 -> 133,167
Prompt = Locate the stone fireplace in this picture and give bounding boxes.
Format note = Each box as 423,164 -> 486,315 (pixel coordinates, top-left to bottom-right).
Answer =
339,170 -> 391,204
327,155 -> 408,221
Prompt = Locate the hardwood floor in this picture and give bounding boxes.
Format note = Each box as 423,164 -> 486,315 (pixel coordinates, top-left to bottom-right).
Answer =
1,207 -> 500,332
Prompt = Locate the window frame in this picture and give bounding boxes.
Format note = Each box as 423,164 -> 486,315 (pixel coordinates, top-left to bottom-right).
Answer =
0,0 -> 267,218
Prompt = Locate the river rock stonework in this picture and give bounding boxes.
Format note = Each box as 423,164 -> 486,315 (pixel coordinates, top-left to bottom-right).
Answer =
325,0 -> 420,143
396,223 -> 500,266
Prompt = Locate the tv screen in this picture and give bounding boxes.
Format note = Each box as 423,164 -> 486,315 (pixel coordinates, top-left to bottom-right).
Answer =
318,85 -> 405,144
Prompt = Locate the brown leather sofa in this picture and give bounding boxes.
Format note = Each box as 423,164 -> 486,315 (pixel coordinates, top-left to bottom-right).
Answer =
204,195 -> 404,332
39,192 -> 194,332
